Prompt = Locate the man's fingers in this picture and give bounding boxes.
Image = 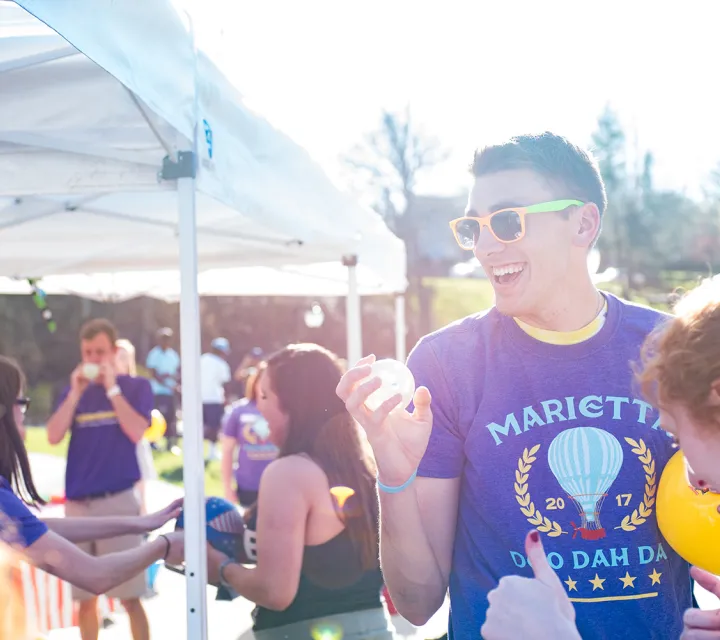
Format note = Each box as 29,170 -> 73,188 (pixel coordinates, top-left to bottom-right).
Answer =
345,376 -> 382,413
354,354 -> 376,368
525,530 -> 561,588
683,607 -> 720,631
691,566 -> 720,598
336,364 -> 374,400
411,387 -> 432,421
371,393 -> 403,424
680,630 -> 720,639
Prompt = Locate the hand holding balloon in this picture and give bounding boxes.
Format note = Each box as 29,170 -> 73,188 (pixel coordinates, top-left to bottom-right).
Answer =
336,355 -> 432,488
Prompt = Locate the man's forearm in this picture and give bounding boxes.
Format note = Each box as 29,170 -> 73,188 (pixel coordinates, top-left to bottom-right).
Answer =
44,515 -> 144,543
379,485 -> 449,625
110,395 -> 148,443
46,393 -> 79,445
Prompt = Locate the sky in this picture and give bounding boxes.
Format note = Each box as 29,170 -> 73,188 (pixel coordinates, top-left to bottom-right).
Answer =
190,0 -> 720,202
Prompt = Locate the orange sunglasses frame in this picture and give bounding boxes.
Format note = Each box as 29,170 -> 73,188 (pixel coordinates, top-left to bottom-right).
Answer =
449,199 -> 584,249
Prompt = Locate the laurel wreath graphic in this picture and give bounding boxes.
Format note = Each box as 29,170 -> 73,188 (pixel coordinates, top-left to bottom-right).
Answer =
614,437 -> 656,531
514,444 -> 566,537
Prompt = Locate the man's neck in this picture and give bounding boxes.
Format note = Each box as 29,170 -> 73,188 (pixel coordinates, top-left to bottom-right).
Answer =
515,283 -> 603,332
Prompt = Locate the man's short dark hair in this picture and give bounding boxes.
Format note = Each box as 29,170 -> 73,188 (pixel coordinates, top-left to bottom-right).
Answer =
471,132 -> 608,217
80,318 -> 118,345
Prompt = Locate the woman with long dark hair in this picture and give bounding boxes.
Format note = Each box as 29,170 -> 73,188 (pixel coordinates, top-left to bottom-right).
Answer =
0,355 -> 184,594
206,343 -> 393,639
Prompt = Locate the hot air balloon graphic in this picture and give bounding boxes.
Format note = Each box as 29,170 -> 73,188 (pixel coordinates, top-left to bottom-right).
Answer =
547,427 -> 624,541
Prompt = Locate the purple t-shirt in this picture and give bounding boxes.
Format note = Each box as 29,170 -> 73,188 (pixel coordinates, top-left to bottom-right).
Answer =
0,477 -> 48,548
57,375 -> 153,500
409,294 -> 691,640
222,399 -> 278,491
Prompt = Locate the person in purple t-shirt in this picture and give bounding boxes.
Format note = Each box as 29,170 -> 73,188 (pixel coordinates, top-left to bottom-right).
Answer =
221,368 -> 278,507
337,133 -> 694,640
47,318 -> 155,640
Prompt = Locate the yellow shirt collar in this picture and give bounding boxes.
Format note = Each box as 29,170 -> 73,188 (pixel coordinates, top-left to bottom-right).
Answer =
514,298 -> 608,345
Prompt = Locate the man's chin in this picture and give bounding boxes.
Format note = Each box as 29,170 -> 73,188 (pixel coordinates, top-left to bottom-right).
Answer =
492,291 -> 525,318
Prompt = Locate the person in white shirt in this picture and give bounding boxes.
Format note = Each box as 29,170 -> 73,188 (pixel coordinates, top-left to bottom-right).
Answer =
201,337 -> 232,461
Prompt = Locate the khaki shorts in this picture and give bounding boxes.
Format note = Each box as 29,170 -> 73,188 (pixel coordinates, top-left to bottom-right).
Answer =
64,488 -> 146,602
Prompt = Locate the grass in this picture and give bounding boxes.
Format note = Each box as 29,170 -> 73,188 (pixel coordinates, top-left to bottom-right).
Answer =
24,427 -> 224,497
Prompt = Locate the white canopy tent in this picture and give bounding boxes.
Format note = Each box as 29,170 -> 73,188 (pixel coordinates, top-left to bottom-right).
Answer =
1,1 -> 406,637
0,264 -> 405,299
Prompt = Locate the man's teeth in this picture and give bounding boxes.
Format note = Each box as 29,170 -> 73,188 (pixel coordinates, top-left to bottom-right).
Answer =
492,264 -> 525,277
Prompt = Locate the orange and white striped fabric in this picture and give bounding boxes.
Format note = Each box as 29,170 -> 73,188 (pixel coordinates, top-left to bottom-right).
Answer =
19,562 -> 121,635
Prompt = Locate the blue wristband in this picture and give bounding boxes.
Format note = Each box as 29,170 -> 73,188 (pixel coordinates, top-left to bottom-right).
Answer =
377,469 -> 418,494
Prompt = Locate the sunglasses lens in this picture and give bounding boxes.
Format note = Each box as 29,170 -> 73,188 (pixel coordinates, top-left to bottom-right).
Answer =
490,210 -> 523,242
454,219 -> 480,249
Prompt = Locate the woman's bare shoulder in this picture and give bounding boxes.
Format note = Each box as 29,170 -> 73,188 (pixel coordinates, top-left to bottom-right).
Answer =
262,455 -> 327,488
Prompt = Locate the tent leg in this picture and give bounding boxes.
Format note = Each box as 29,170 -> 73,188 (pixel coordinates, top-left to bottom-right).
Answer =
394,294 -> 406,363
344,255 -> 362,365
177,174 -> 208,640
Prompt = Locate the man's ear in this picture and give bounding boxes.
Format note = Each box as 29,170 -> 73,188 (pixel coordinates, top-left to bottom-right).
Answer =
571,203 -> 601,250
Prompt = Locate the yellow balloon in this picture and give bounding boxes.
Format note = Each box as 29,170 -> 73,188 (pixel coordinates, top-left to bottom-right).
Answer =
145,409 -> 167,443
657,450 -> 720,573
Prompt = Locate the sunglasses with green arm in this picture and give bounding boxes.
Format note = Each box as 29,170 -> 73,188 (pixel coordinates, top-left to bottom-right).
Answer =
449,199 -> 584,249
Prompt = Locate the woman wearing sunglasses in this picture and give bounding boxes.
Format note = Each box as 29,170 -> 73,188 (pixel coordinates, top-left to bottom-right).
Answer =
0,355 -> 185,596
482,278 -> 720,639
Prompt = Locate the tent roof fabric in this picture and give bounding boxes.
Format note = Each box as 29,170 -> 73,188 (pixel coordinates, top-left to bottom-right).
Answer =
0,1 -> 406,293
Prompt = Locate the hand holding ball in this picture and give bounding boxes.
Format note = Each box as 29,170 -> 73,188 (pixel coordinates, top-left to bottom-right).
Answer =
174,497 -> 254,601
175,497 -> 253,564
363,359 -> 415,412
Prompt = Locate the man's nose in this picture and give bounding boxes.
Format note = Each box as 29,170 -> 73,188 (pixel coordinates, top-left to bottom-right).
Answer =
473,226 -> 506,260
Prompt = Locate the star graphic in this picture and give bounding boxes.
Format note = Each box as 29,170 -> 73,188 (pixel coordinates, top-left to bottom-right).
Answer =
649,569 -> 662,585
589,574 -> 606,591
565,576 -> 578,592
619,572 -> 636,589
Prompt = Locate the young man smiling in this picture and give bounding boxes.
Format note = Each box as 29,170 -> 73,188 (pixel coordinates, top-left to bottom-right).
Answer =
337,133 -> 692,639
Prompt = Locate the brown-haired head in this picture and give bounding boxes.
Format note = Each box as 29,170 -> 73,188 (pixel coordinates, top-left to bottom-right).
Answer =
262,343 -> 378,571
79,319 -> 118,364
637,278 -> 720,426
80,318 -> 118,345
471,132 -> 607,219
0,356 -> 44,507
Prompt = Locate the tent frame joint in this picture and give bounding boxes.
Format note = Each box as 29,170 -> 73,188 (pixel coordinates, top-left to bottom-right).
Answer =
160,151 -> 197,181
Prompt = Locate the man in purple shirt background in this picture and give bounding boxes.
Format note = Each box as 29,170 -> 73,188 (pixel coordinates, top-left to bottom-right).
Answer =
47,318 -> 154,640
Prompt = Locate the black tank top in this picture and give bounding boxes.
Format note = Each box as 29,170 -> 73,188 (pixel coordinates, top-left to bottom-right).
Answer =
250,522 -> 384,631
